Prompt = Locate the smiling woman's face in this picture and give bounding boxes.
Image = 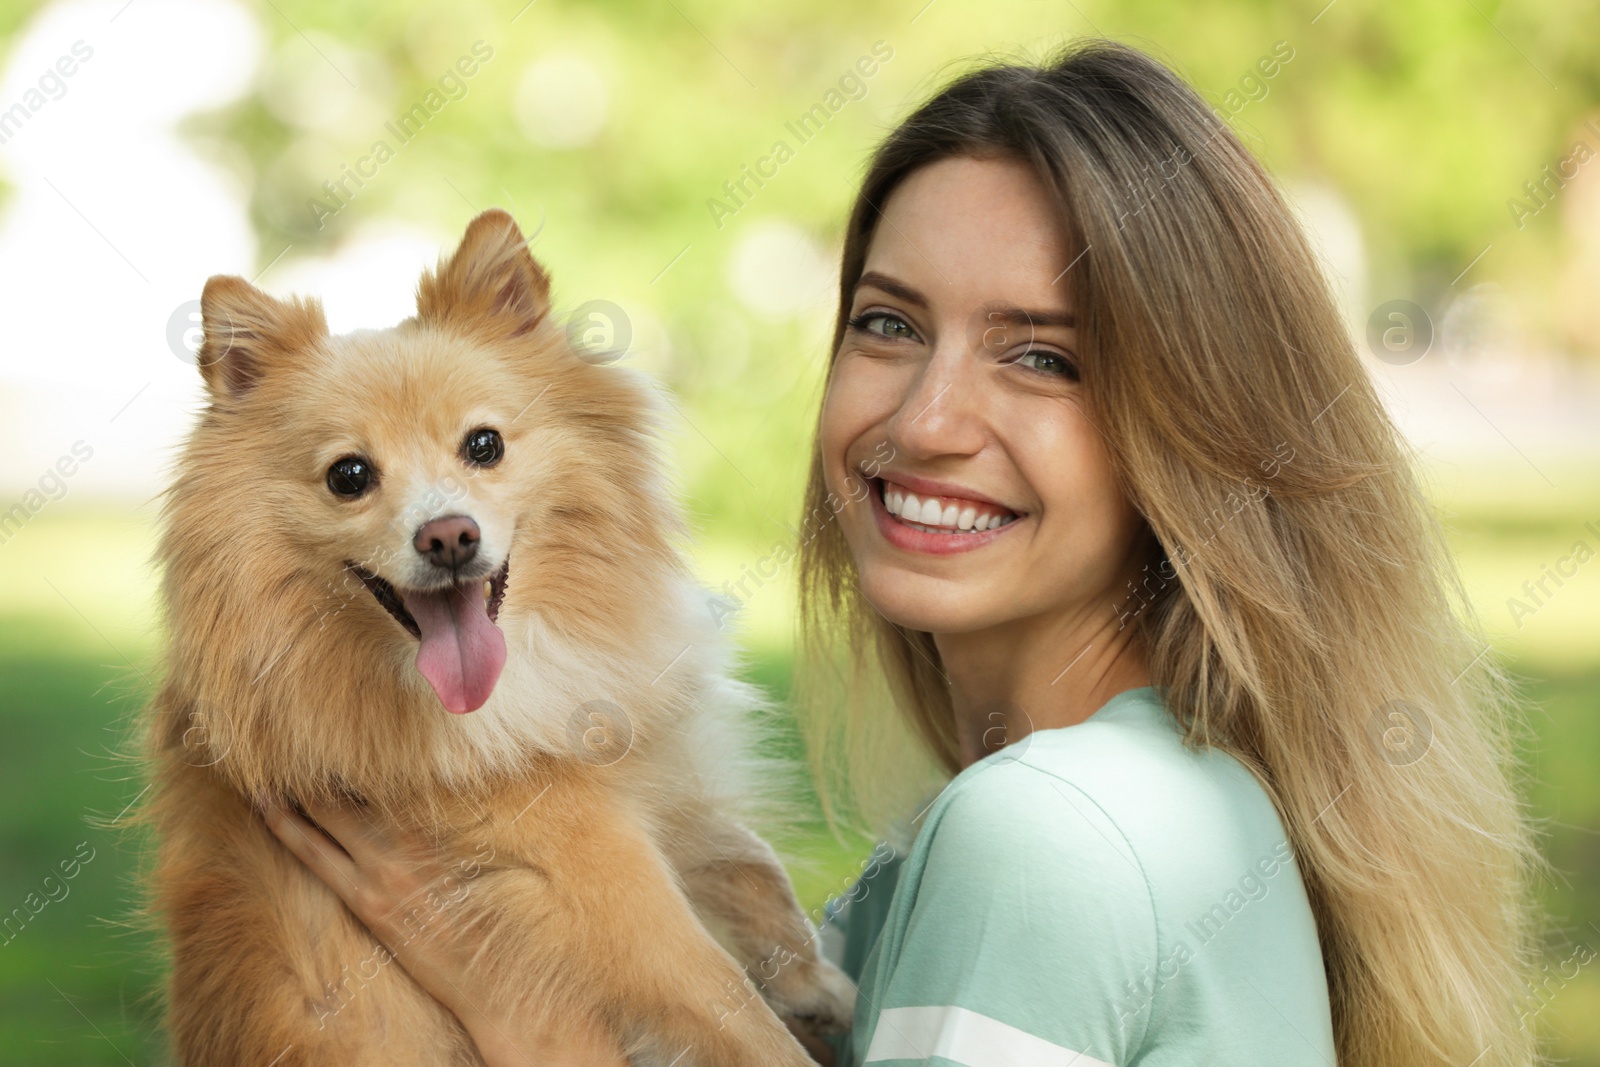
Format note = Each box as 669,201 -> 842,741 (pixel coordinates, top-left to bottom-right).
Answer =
820,154 -> 1149,637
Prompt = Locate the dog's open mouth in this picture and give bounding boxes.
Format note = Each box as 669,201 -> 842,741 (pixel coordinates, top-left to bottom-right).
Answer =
348,560 -> 509,637
346,560 -> 511,715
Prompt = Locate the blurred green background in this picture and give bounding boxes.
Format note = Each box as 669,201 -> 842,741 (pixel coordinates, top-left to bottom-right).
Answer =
1,0 -> 1598,1062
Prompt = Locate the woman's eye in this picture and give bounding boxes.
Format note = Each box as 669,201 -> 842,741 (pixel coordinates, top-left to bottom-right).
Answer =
848,312 -> 917,340
1014,350 -> 1079,380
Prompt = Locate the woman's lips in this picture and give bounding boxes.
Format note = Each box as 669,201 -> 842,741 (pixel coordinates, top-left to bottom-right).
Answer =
868,477 -> 1024,556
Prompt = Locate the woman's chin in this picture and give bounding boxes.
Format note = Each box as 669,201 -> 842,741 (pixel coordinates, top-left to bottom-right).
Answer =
854,568 -> 1001,637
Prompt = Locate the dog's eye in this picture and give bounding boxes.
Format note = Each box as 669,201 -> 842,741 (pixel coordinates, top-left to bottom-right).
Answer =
463,428 -> 504,467
326,457 -> 375,498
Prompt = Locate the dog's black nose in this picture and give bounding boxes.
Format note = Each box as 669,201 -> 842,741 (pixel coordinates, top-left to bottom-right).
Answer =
413,515 -> 480,570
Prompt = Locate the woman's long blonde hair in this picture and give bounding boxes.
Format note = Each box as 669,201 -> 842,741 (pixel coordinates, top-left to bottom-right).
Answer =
796,40 -> 1543,1067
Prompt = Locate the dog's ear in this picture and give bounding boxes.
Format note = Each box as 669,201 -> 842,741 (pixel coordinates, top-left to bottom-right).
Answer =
197,275 -> 327,399
416,209 -> 551,342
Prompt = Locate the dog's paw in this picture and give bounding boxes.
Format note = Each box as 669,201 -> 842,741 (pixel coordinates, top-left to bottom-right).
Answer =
762,955 -> 857,1037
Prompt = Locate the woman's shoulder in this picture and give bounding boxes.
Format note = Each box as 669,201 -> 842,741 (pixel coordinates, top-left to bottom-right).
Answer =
868,686 -> 1335,1063
935,686 -> 1289,879
916,684 -> 1319,980
848,724 -> 1166,1067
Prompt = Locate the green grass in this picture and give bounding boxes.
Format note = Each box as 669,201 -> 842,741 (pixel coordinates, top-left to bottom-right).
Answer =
0,612 -> 165,1065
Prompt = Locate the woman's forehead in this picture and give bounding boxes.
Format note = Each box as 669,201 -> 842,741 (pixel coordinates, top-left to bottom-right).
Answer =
861,158 -> 1078,315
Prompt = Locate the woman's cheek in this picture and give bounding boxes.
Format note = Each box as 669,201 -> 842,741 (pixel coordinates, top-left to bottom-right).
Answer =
819,357 -> 883,481
1017,406 -> 1129,552
816,360 -> 854,456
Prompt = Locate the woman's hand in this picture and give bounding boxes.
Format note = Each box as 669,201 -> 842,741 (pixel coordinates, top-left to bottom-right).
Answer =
259,795 -> 627,1067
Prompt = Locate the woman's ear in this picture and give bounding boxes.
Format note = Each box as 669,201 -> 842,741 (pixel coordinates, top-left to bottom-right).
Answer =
415,208 -> 552,342
198,275 -> 328,399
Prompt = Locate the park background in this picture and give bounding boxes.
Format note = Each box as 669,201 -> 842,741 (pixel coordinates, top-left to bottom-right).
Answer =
1,0 -> 1598,1060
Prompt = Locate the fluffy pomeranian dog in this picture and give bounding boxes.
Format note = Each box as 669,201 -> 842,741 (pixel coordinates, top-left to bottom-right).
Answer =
140,209 -> 852,1065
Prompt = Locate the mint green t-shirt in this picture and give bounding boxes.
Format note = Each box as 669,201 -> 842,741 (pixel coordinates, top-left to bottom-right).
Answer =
820,685 -> 1336,1067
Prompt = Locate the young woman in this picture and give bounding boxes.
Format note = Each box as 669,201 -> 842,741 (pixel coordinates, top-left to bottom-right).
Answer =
266,40 -> 1542,1067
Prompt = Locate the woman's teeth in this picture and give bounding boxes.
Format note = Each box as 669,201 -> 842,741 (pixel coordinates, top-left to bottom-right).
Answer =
881,482 -> 1018,533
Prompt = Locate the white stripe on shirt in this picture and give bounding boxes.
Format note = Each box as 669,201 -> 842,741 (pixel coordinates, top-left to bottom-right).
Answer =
864,1005 -> 1117,1067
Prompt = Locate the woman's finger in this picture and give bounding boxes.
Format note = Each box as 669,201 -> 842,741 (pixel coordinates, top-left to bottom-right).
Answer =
297,796 -> 391,868
259,796 -> 363,902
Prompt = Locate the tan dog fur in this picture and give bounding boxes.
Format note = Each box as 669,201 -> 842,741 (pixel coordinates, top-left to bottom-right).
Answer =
139,209 -> 852,1065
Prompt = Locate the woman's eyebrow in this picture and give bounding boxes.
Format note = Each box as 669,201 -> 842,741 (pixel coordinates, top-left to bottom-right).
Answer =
856,271 -> 929,308
856,270 -> 1076,328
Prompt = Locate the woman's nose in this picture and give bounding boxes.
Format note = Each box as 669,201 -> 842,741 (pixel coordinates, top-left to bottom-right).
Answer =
884,341 -> 986,460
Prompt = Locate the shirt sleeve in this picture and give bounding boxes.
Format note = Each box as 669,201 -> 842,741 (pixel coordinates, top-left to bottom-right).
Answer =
860,761 -> 1159,1067
822,841 -> 905,980
820,841 -> 906,1065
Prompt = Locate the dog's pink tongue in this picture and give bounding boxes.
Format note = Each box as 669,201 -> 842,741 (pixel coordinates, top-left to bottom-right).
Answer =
399,584 -> 506,714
